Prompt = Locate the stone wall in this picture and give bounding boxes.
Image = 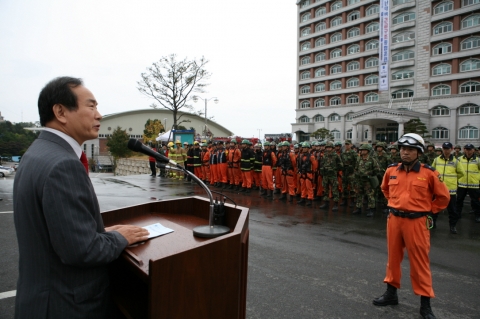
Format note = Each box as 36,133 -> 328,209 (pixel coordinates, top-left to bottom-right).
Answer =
115,158 -> 152,176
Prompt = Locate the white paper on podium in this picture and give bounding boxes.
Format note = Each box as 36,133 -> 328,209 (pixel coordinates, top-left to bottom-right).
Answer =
142,223 -> 174,239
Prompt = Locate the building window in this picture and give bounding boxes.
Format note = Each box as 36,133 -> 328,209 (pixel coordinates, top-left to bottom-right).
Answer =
301,85 -> 311,94
331,64 -> 342,74
431,106 -> 450,116
315,37 -> 326,47
393,0 -> 413,5
316,22 -> 327,32
348,44 -> 360,55
366,40 -> 379,50
392,70 -> 414,80
348,28 -> 360,38
301,71 -> 311,79
347,95 -> 359,104
301,42 -> 311,51
301,56 -> 311,65
331,1 -> 343,11
331,17 -> 342,27
460,81 -> 480,93
433,43 -> 452,55
459,104 -> 480,114
364,129 -> 369,139
330,114 -> 341,121
315,68 -> 326,77
346,129 -> 353,139
331,129 -> 341,139
331,33 -> 342,42
316,7 -> 327,17
301,13 -> 311,22
392,31 -> 415,43
366,4 -> 380,16
347,61 -> 360,71
315,99 -> 325,107
461,37 -> 480,50
365,75 -> 379,85
391,89 -> 414,99
433,22 -> 453,35
348,11 -> 360,22
301,101 -> 311,109
348,0 -> 360,5
315,83 -> 325,92
365,93 -> 379,102
347,78 -> 359,87
301,28 -> 311,37
434,1 -> 453,14
300,116 -> 311,123
315,53 -> 326,61
330,97 -> 341,106
462,14 -> 480,29
432,127 -> 450,139
346,113 -> 353,121
366,22 -> 379,33
365,57 -> 379,68
432,84 -> 451,96
314,114 -> 325,122
462,0 -> 480,6
460,58 -> 480,72
432,63 -> 451,75
331,48 -> 342,58
301,0 -> 310,8
392,50 -> 414,62
458,126 -> 479,139
393,12 -> 415,25
330,80 -> 342,90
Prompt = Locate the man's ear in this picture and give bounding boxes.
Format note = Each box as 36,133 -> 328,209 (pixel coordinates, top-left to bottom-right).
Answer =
52,104 -> 68,124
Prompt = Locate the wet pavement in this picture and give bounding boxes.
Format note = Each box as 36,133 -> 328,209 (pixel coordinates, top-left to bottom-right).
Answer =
1,172 -> 480,318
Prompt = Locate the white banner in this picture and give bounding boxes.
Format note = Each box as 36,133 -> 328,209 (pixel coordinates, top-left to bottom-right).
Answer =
379,0 -> 390,91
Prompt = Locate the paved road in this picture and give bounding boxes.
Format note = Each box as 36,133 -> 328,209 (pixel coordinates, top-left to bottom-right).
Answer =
1,173 -> 479,318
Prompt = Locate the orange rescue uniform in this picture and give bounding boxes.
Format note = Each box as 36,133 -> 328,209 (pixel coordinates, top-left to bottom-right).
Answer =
381,161 -> 449,298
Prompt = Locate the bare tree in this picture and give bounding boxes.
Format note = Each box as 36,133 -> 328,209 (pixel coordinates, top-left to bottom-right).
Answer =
137,54 -> 210,129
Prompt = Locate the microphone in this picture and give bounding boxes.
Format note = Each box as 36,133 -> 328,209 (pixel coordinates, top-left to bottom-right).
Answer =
127,139 -> 172,164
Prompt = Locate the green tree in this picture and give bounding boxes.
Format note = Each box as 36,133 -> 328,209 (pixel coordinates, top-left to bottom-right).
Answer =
143,119 -> 164,145
0,121 -> 38,157
310,128 -> 333,140
137,54 -> 210,129
106,126 -> 133,173
404,119 -> 432,139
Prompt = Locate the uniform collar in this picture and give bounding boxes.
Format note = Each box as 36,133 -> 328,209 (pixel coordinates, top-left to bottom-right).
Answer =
397,160 -> 421,172
440,154 -> 454,161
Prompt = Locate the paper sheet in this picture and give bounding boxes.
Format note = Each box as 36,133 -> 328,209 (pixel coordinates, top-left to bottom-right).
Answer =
142,223 -> 174,239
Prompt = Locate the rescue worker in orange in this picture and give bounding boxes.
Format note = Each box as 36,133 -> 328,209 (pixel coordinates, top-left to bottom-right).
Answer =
297,142 -> 318,206
227,140 -> 242,190
261,141 -> 277,198
252,143 -> 263,190
278,141 -> 297,202
216,142 -> 228,188
271,142 -> 282,194
373,133 -> 449,319
209,143 -> 218,186
295,143 -> 303,198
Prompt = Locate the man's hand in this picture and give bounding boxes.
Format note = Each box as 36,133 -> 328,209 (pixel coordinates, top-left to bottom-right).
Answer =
107,225 -> 149,245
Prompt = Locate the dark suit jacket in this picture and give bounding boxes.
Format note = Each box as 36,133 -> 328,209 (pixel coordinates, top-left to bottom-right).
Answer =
13,131 -> 128,319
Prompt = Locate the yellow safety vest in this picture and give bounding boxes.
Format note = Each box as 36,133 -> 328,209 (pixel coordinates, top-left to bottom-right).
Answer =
458,155 -> 480,189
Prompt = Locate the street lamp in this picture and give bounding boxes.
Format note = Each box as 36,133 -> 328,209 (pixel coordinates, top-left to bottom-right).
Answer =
193,96 -> 219,140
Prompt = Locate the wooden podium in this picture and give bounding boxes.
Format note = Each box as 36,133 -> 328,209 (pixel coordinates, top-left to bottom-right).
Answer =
101,196 -> 249,319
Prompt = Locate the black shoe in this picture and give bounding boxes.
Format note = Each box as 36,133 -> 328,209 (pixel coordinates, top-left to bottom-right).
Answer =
366,208 -> 375,217
274,189 -> 281,194
279,193 -> 287,200
420,296 -> 436,319
313,196 -> 321,202
297,198 -> 305,205
373,284 -> 398,306
306,200 -> 312,207
449,225 -> 457,234
296,193 -> 301,198
476,216 -> 480,223
318,202 -> 328,209
246,188 -> 251,194
332,204 -> 338,211
339,199 -> 347,206
352,207 -> 362,215
228,184 -> 234,189
239,187 -> 246,192
288,196 -> 293,202
266,190 -> 273,198
260,188 -> 266,195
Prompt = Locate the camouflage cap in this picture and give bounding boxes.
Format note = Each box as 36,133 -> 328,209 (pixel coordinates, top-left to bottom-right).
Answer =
334,141 -> 342,146
359,144 -> 372,151
325,141 -> 334,148
344,140 -> 352,145
454,144 -> 462,149
302,142 -> 311,148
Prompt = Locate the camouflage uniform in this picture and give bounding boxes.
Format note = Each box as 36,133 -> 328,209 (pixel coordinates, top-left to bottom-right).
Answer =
319,143 -> 344,203
373,142 -> 391,205
388,145 -> 401,164
454,145 -> 463,159
341,140 -> 358,201
354,145 -> 381,209
420,144 -> 437,166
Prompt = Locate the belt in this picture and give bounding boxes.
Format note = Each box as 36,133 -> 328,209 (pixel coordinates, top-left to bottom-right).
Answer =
390,209 -> 429,219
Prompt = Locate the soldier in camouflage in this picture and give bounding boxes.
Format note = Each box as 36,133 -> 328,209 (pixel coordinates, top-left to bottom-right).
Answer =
340,140 -> 358,207
373,142 -> 391,209
453,144 -> 463,159
420,143 -> 437,166
353,144 -> 381,217
318,142 -> 344,211
388,144 -> 401,164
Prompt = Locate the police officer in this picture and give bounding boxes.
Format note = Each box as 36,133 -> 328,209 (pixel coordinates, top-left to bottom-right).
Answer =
318,142 -> 343,210
456,143 -> 480,223
373,133 -> 449,319
353,144 -> 380,217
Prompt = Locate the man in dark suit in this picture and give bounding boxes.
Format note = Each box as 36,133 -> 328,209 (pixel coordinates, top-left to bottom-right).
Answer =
13,77 -> 149,319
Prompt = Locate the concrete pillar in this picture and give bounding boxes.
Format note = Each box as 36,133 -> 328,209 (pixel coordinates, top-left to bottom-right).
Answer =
368,125 -> 374,142
352,123 -> 358,145
341,114 -> 346,141
398,122 -> 404,137
450,108 -> 457,144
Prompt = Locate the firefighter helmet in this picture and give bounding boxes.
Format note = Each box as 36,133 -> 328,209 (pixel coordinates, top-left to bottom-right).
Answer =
167,142 -> 174,147
264,141 -> 270,146
241,139 -> 249,144
397,133 -> 425,153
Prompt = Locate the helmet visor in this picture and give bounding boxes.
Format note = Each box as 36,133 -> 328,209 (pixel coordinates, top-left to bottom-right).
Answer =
398,136 -> 420,146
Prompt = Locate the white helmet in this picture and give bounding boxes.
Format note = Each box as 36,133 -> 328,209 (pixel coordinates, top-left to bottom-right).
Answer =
397,133 -> 425,153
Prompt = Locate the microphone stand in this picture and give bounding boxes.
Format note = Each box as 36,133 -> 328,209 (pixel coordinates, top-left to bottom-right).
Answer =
164,163 -> 230,238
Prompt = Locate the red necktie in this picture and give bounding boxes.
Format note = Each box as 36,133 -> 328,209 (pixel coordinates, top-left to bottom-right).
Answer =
80,152 -> 89,175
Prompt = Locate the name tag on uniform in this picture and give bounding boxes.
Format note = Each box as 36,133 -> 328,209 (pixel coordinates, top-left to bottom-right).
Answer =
390,176 -> 397,179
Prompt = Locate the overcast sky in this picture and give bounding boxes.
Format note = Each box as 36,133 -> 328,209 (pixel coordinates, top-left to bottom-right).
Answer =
0,0 -> 298,138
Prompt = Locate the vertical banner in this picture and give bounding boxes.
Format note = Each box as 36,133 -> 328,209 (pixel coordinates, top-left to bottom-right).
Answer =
379,0 -> 390,91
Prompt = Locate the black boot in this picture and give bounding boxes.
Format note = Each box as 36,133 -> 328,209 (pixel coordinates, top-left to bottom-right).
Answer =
266,190 -> 273,198
228,184 -> 234,189
313,196 -> 321,202
235,185 -> 240,191
318,201 -> 329,209
339,199 -> 347,206
239,187 -> 246,192
295,193 -> 301,198
260,188 -> 266,195
306,200 -> 312,206
288,195 -> 293,202
222,183 -> 228,189
373,284 -> 398,306
297,198 -> 305,205
366,208 -> 375,217
449,225 -> 458,234
274,188 -> 281,194
332,203 -> 338,211
246,188 -> 251,194
352,207 -> 362,215
279,193 -> 287,200
420,296 -> 436,319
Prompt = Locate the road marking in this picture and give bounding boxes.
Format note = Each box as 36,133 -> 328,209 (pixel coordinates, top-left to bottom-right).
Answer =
0,290 -> 16,299
0,211 -> 13,214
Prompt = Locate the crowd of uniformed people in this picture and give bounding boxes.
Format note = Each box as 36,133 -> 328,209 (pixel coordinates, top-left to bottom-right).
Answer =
150,137 -> 480,231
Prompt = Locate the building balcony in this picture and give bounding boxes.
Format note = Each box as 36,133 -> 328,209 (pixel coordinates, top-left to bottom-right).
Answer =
431,3 -> 480,22
391,79 -> 415,87
391,39 -> 415,51
390,60 -> 415,69
429,69 -> 480,83
391,20 -> 416,32
430,47 -> 480,63
392,1 -> 416,13
431,26 -> 480,43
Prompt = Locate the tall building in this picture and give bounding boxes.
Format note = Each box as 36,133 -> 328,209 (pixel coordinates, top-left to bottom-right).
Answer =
293,0 -> 480,146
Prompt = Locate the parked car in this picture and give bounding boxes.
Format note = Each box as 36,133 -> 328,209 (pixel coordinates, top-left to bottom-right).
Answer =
14,163 -> 19,171
0,167 -> 12,177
